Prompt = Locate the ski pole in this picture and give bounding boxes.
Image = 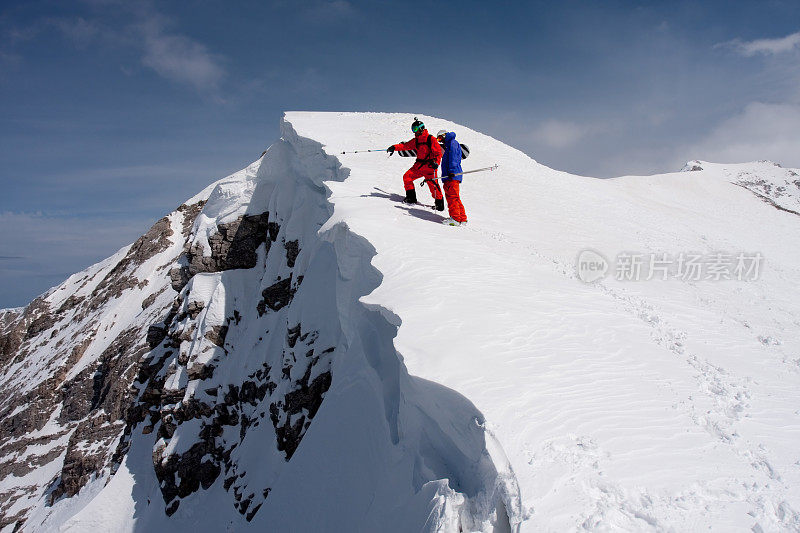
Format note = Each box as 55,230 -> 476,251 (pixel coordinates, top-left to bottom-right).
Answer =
419,165 -> 499,187
339,149 -> 387,155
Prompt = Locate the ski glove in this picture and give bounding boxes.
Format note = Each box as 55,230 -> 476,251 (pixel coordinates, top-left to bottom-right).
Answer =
386,146 -> 395,155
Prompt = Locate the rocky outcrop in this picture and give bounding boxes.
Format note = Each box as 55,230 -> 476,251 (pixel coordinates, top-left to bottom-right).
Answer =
90,214 -> 175,310
0,200 -> 206,531
1,138 -> 347,530
0,308 -> 25,366
257,276 -> 295,315
170,213 -> 271,291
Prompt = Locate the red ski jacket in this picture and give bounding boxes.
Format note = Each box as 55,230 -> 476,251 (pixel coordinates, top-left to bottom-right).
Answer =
393,129 -> 443,168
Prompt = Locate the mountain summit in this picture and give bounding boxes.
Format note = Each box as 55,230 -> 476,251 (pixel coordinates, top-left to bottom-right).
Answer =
1,112 -> 799,532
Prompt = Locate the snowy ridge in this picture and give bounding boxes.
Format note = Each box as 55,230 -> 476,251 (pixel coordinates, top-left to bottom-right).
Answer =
683,159 -> 800,215
288,112 -> 800,531
2,111 -> 800,532
1,114 -> 520,532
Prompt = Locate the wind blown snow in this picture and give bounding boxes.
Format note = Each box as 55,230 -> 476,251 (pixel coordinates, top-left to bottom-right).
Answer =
1,111 -> 799,532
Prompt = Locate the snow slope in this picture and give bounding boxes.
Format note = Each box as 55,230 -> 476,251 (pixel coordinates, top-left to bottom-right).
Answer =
2,111 -> 800,532
287,112 -> 800,531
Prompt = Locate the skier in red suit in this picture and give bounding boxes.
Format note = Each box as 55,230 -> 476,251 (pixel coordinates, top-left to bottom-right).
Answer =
387,118 -> 445,210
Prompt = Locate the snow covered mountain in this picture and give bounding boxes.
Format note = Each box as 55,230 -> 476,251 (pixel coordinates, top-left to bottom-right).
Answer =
1,112 -> 799,532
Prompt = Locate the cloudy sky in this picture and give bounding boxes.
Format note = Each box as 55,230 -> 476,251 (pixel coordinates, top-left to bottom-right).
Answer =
1,0 -> 799,307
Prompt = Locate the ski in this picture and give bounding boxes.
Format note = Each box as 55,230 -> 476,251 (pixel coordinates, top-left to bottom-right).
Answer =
339,149 -> 386,154
419,164 -> 499,188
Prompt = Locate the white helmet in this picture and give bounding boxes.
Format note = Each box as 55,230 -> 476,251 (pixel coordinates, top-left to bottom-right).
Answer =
436,130 -> 448,138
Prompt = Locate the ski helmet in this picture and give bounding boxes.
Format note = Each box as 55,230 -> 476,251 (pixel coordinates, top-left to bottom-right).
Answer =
436,130 -> 448,139
411,117 -> 425,134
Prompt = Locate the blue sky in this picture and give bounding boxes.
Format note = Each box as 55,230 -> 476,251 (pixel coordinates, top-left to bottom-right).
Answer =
1,0 -> 799,307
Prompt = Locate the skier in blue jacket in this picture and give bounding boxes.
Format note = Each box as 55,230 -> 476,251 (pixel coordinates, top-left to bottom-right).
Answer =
436,130 -> 467,225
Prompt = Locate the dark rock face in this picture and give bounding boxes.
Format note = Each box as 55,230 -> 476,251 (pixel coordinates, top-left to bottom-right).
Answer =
271,366 -> 332,460
0,200 -> 206,531
59,327 -> 147,424
187,300 -> 205,319
205,325 -> 228,347
154,438 -> 223,515
135,308 -> 335,518
1,190 -> 339,529
90,215 -> 175,309
177,202 -> 206,239
50,418 -> 125,503
25,302 -> 56,339
285,240 -> 300,268
48,326 -> 149,502
257,276 -> 295,316
170,213 -> 271,291
147,324 -> 168,348
0,308 -> 25,365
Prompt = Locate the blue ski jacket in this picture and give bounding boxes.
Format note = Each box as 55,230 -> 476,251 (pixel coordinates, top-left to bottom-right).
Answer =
440,132 -> 463,182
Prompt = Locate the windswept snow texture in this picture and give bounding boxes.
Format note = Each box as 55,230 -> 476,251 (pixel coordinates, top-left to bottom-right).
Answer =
2,112 -> 800,532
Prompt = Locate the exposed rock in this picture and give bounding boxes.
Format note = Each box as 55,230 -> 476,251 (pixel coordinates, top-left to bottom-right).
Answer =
270,361 -> 333,460
91,216 -> 175,309
205,325 -> 228,348
50,419 -> 123,502
141,286 -> 168,310
154,439 -> 223,514
286,324 -> 301,348
188,363 -> 215,381
169,266 -> 191,293
0,309 -> 25,366
22,297 -> 55,340
57,295 -> 84,315
177,201 -> 206,239
171,213 -> 271,292
187,300 -> 205,320
59,327 -> 146,424
257,276 -> 295,316
267,221 -> 280,242
147,324 -> 168,349
284,239 -> 300,268
734,182 -> 800,217
45,324 -> 150,503
0,170 -> 345,529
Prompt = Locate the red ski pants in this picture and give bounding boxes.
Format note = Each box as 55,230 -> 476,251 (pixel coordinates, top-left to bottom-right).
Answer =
443,180 -> 467,222
403,164 -> 443,200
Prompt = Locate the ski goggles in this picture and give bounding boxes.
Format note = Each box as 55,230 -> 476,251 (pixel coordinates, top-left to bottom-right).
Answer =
411,122 -> 425,133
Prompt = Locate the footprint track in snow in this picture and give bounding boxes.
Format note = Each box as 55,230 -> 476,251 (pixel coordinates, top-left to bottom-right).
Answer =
465,224 -> 798,530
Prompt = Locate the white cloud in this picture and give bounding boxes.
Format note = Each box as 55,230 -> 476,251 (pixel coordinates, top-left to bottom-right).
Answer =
685,102 -> 800,168
530,120 -> 599,149
135,12 -> 226,97
50,17 -> 100,49
2,5 -> 227,97
725,31 -> 800,57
